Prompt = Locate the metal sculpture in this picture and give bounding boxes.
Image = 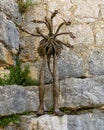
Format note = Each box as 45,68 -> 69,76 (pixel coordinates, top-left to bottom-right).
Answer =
18,10 -> 75,116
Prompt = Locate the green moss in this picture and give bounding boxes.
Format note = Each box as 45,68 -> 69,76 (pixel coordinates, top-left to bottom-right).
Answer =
0,115 -> 19,127
17,0 -> 37,14
59,107 -> 75,114
47,107 -> 54,115
0,77 -> 6,85
59,107 -> 70,112
0,111 -> 32,127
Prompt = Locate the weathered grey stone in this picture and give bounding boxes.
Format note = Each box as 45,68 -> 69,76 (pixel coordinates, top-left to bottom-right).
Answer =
89,49 -> 104,75
20,110 -> 104,130
0,42 -> 14,65
0,76 -> 104,116
45,49 -> 83,83
68,110 -> 104,130
19,36 -> 38,62
20,114 -> 68,130
67,24 -> 94,45
59,76 -> 104,108
75,17 -> 96,23
0,0 -> 21,23
99,4 -> 104,19
0,85 -> 39,116
45,0 -> 72,21
96,29 -> 104,45
5,123 -> 17,130
71,0 -> 102,18
0,12 -> 19,54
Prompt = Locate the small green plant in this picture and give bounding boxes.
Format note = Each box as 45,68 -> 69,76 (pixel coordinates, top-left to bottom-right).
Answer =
0,111 -> 32,127
0,114 -> 20,127
59,107 -> 70,113
17,0 -> 36,14
0,74 -> 9,85
47,107 -> 54,114
22,76 -> 39,86
0,77 -> 6,85
0,59 -> 39,86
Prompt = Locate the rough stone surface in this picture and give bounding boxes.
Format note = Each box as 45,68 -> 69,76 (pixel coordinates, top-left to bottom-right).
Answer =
20,114 -> 67,130
99,4 -> 104,19
0,0 -> 104,79
45,49 -> 83,83
0,76 -> 104,116
96,29 -> 104,45
44,0 -> 72,21
4,123 -> 18,130
59,76 -> 104,108
0,0 -> 21,23
19,37 -> 38,62
16,0 -> 104,81
67,24 -> 94,45
89,49 -> 104,75
0,85 -> 39,116
20,110 -> 104,130
0,12 -> 19,54
0,0 -> 104,129
67,111 -> 104,130
58,50 -> 83,78
0,67 -> 10,78
0,42 -> 14,65
71,0 -> 103,18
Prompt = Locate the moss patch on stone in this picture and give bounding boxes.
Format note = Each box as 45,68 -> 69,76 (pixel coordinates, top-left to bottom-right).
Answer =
0,111 -> 33,128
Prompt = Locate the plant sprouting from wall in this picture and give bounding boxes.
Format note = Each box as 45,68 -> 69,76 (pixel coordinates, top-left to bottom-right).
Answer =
0,111 -> 32,128
0,59 -> 39,86
17,0 -> 36,14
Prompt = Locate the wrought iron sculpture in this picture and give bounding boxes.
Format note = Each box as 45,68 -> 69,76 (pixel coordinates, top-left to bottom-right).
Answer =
19,10 -> 75,116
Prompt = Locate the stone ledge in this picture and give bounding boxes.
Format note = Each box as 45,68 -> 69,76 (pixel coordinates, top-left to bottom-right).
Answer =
19,110 -> 104,130
0,76 -> 104,116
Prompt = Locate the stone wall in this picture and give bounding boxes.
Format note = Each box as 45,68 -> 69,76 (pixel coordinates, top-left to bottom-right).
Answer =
18,0 -> 104,81
0,77 -> 104,129
0,0 -> 104,81
20,111 -> 104,130
0,76 -> 104,117
0,0 -> 104,130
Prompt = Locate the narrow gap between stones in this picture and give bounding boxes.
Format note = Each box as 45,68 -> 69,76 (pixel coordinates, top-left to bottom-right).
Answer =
59,105 -> 104,115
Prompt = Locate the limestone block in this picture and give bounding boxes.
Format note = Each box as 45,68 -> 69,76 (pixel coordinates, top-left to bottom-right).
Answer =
20,115 -> 68,130
75,17 -> 96,23
67,110 -> 104,130
67,24 -> 94,45
45,49 -> 83,83
0,85 -> 39,116
89,49 -> 104,75
0,43 -> 14,65
96,29 -> 104,45
0,76 -> 104,116
60,76 -> 104,108
0,0 -> 21,23
71,0 -> 103,18
20,110 -> 104,130
99,4 -> 104,19
45,0 -> 72,21
0,12 -> 19,55
19,37 -> 38,62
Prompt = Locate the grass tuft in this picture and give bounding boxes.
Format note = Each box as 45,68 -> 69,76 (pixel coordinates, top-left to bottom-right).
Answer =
0,59 -> 39,86
17,0 -> 37,14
